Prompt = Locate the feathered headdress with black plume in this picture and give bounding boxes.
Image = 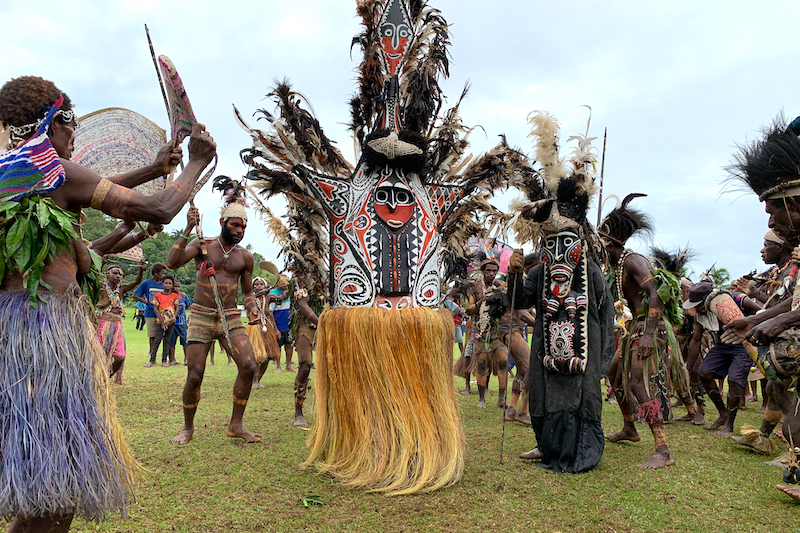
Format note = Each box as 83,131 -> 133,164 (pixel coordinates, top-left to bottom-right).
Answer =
599,193 -> 654,245
726,113 -> 800,201
650,244 -> 696,277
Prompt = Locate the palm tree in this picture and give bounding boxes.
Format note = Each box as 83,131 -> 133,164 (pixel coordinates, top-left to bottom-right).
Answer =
706,266 -> 730,288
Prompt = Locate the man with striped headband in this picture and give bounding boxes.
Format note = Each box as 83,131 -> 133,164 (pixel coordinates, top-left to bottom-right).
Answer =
0,75 -> 216,531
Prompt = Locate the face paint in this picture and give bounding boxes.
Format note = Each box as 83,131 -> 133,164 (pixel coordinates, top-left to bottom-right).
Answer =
378,0 -> 413,77
374,170 -> 415,229
542,228 -> 582,298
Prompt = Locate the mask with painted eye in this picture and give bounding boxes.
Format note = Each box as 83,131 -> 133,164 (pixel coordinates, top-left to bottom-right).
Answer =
378,0 -> 413,76
541,227 -> 582,294
373,172 -> 415,229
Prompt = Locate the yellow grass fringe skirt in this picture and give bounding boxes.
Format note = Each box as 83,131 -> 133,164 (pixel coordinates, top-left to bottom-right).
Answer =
304,306 -> 465,495
247,318 -> 280,364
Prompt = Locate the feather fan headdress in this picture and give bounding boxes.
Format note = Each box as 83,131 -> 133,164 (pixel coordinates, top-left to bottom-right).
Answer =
726,113 -> 800,201
599,193 -> 654,246
510,110 -> 598,252
240,0 -> 532,290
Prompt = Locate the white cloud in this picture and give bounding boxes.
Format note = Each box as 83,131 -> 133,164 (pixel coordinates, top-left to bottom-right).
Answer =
5,0 -> 800,281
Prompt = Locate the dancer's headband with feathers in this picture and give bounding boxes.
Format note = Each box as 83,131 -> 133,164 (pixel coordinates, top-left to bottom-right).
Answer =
213,175 -> 249,221
726,113 -> 800,201
598,193 -> 654,245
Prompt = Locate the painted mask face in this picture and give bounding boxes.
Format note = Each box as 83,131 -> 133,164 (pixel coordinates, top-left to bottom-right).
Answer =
374,170 -> 415,229
379,0 -> 413,76
541,228 -> 582,295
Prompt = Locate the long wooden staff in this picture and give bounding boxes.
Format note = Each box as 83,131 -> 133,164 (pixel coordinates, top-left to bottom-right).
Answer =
595,127 -> 607,228
144,31 -> 231,346
145,24 -> 185,177
194,216 -> 234,348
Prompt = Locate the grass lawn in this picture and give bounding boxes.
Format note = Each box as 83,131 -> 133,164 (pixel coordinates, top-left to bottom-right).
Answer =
22,309 -> 799,532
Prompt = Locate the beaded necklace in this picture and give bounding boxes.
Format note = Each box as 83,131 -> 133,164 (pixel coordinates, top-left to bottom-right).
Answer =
216,237 -> 235,259
614,248 -> 635,300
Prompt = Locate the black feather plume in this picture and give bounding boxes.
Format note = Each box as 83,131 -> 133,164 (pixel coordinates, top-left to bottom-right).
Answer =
650,244 -> 696,276
725,114 -> 800,200
599,193 -> 654,244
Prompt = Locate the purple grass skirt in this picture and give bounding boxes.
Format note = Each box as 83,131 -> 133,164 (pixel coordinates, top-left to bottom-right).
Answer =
0,291 -> 138,521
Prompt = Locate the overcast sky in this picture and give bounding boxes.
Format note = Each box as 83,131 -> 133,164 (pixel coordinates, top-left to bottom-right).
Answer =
4,0 -> 800,280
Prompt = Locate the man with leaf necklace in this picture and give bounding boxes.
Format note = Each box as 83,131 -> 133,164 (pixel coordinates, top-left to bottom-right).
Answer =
0,75 -> 216,532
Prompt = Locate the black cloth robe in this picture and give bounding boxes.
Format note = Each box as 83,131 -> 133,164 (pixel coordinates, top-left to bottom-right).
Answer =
508,260 -> 615,473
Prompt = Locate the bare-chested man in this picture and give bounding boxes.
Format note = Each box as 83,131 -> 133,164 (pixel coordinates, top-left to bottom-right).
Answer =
0,75 -> 215,532
501,304 -> 536,425
722,116 -> 800,501
291,279 -> 321,427
727,233 -> 796,455
167,202 -> 262,445
465,258 -> 506,409
600,195 -> 693,469
96,260 -> 146,384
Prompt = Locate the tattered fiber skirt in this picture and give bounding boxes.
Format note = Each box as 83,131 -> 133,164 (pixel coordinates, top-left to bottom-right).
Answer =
0,291 -> 139,521
306,306 -> 465,496
247,318 -> 281,363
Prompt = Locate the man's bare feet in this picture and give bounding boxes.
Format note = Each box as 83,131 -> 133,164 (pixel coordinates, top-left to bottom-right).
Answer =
605,428 -> 641,443
293,415 -> 308,428
516,413 -> 532,426
477,399 -> 486,409
285,365 -> 296,373
171,428 -> 194,445
777,485 -> 800,502
640,449 -> 675,469
714,426 -> 734,437
674,413 -> 694,422
252,382 -> 264,389
692,412 -> 705,425
504,406 -> 517,422
704,415 -> 726,431
460,387 -> 471,395
226,424 -> 262,443
274,367 -> 282,373
144,362 -> 154,367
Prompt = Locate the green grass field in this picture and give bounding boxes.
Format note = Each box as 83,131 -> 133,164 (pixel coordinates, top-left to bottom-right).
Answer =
27,310 -> 800,532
